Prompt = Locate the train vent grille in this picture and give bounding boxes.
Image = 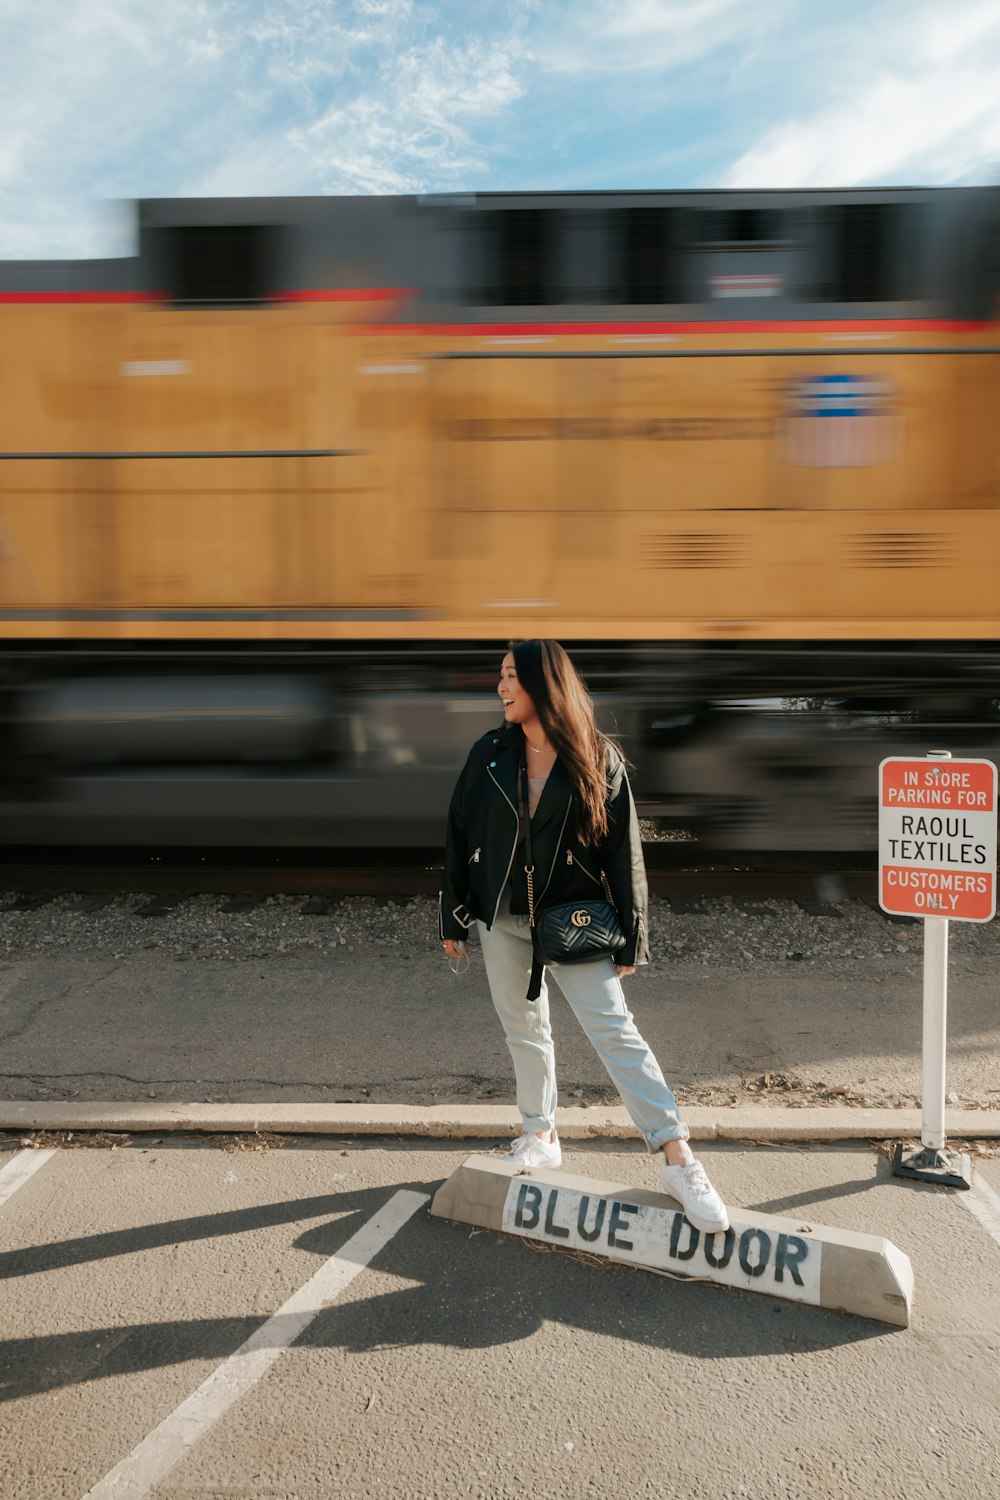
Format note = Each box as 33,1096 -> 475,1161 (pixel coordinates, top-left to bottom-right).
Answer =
644,533 -> 749,569
847,532 -> 953,568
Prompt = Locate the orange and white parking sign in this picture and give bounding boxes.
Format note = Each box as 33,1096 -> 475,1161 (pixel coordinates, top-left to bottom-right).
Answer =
879,757 -> 997,921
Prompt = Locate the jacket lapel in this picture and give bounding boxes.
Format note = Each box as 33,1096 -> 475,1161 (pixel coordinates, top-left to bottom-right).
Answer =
530,757 -> 574,834
495,726 -> 574,833
489,729 -> 521,816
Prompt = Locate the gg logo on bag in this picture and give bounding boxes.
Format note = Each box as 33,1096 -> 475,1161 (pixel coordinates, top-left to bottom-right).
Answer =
570,909 -> 592,928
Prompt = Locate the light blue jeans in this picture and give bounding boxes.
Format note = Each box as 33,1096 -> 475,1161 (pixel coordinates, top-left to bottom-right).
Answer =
477,886 -> 688,1150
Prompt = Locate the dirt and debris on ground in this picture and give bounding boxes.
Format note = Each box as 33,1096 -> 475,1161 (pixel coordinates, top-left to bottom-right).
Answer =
2,888 -> 998,1111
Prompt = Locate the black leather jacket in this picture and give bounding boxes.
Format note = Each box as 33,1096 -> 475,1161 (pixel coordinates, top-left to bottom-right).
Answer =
440,724 -> 649,966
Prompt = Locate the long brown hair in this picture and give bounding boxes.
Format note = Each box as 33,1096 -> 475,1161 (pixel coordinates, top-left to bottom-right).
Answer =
510,640 -> 613,845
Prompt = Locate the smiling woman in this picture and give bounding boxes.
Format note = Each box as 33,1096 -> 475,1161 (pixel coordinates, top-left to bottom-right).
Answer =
498,649 -> 557,820
440,637 -> 730,1236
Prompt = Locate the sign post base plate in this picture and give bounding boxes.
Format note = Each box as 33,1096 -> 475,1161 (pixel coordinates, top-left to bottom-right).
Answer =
892,1143 -> 972,1190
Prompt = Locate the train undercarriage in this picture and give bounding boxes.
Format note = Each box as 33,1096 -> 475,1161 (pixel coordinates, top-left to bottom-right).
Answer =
1,641 -> 998,851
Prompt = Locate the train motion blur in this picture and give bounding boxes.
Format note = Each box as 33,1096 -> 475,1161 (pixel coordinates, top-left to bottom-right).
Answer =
1,187 -> 999,849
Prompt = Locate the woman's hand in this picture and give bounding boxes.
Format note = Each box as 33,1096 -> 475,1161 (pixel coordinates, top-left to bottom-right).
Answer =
614,963 -> 636,977
442,940 -> 468,960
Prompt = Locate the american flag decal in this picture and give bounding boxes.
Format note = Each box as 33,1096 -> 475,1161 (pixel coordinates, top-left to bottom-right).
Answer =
786,373 -> 894,467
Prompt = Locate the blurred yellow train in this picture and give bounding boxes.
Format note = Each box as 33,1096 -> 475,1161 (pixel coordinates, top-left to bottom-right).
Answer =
1,189 -> 998,848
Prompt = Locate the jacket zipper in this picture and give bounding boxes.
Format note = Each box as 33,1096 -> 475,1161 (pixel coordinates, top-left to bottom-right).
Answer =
569,848 -> 639,954
487,763 -> 520,925
469,847 -> 481,864
535,802 -> 572,907
566,848 -> 601,886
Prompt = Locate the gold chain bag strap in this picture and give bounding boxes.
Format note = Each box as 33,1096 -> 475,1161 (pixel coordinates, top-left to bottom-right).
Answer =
521,747 -> 626,1002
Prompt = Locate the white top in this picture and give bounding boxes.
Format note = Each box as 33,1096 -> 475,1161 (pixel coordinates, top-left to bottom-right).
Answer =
527,774 -> 548,819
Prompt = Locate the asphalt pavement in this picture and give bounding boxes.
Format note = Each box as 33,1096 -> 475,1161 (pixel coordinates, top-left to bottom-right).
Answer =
4,919 -> 1000,1496
2,1135 -> 1000,1499
3,940 -> 1000,1114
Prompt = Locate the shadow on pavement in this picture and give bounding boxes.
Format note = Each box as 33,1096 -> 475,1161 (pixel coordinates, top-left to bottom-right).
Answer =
0,1177 -> 893,1402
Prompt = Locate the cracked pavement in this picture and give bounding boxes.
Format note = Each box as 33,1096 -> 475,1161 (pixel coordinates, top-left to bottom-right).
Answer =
2,941 -> 1000,1110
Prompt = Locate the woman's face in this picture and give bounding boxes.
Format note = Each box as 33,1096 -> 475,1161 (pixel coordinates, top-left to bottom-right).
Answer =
498,652 -> 538,726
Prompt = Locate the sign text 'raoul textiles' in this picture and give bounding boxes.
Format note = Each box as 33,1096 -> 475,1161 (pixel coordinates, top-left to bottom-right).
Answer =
879,757 -> 998,921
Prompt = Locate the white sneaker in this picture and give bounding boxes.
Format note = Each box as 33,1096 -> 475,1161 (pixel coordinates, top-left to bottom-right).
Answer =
504,1132 -> 562,1170
660,1159 -> 730,1235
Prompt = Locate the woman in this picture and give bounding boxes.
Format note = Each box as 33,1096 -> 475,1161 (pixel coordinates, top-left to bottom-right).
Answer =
441,639 -> 729,1236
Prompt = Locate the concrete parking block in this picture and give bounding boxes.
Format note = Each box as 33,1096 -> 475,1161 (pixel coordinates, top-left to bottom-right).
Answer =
431,1155 -> 914,1327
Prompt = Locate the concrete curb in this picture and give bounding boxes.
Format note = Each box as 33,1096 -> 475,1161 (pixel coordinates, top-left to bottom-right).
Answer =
2,1100 -> 1000,1142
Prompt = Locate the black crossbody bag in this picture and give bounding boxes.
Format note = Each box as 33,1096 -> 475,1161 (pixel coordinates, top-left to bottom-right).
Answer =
521,750 -> 626,1001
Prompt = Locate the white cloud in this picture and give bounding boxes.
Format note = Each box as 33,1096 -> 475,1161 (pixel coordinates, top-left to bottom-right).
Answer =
0,196 -> 135,261
2,0 -> 999,259
0,0 -> 248,253
177,131 -> 317,200
186,33 -> 225,63
914,0 -> 1000,66
534,0 -> 782,75
292,35 -> 524,194
0,129 -> 27,184
721,2 -> 1000,187
0,1 -> 527,256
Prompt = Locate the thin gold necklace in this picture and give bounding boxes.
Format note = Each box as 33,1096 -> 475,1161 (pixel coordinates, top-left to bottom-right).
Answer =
526,739 -> 552,754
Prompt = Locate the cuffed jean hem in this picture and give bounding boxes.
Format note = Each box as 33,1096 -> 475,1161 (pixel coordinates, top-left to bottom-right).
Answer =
518,1121 -> 685,1149
642,1124 -> 690,1151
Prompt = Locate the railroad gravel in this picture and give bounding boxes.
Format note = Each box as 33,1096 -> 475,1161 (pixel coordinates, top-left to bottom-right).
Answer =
1,886 -> 996,970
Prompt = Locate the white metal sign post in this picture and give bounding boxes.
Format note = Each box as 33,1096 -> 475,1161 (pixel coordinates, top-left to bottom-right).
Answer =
879,751 -> 998,1188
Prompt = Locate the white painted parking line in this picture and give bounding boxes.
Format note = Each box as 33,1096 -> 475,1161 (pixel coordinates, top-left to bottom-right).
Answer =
80,1188 -> 429,1500
0,1148 -> 56,1209
957,1176 -> 1000,1245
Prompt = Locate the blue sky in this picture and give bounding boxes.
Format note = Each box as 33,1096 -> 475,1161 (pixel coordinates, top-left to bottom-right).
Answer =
2,0 -> 999,259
